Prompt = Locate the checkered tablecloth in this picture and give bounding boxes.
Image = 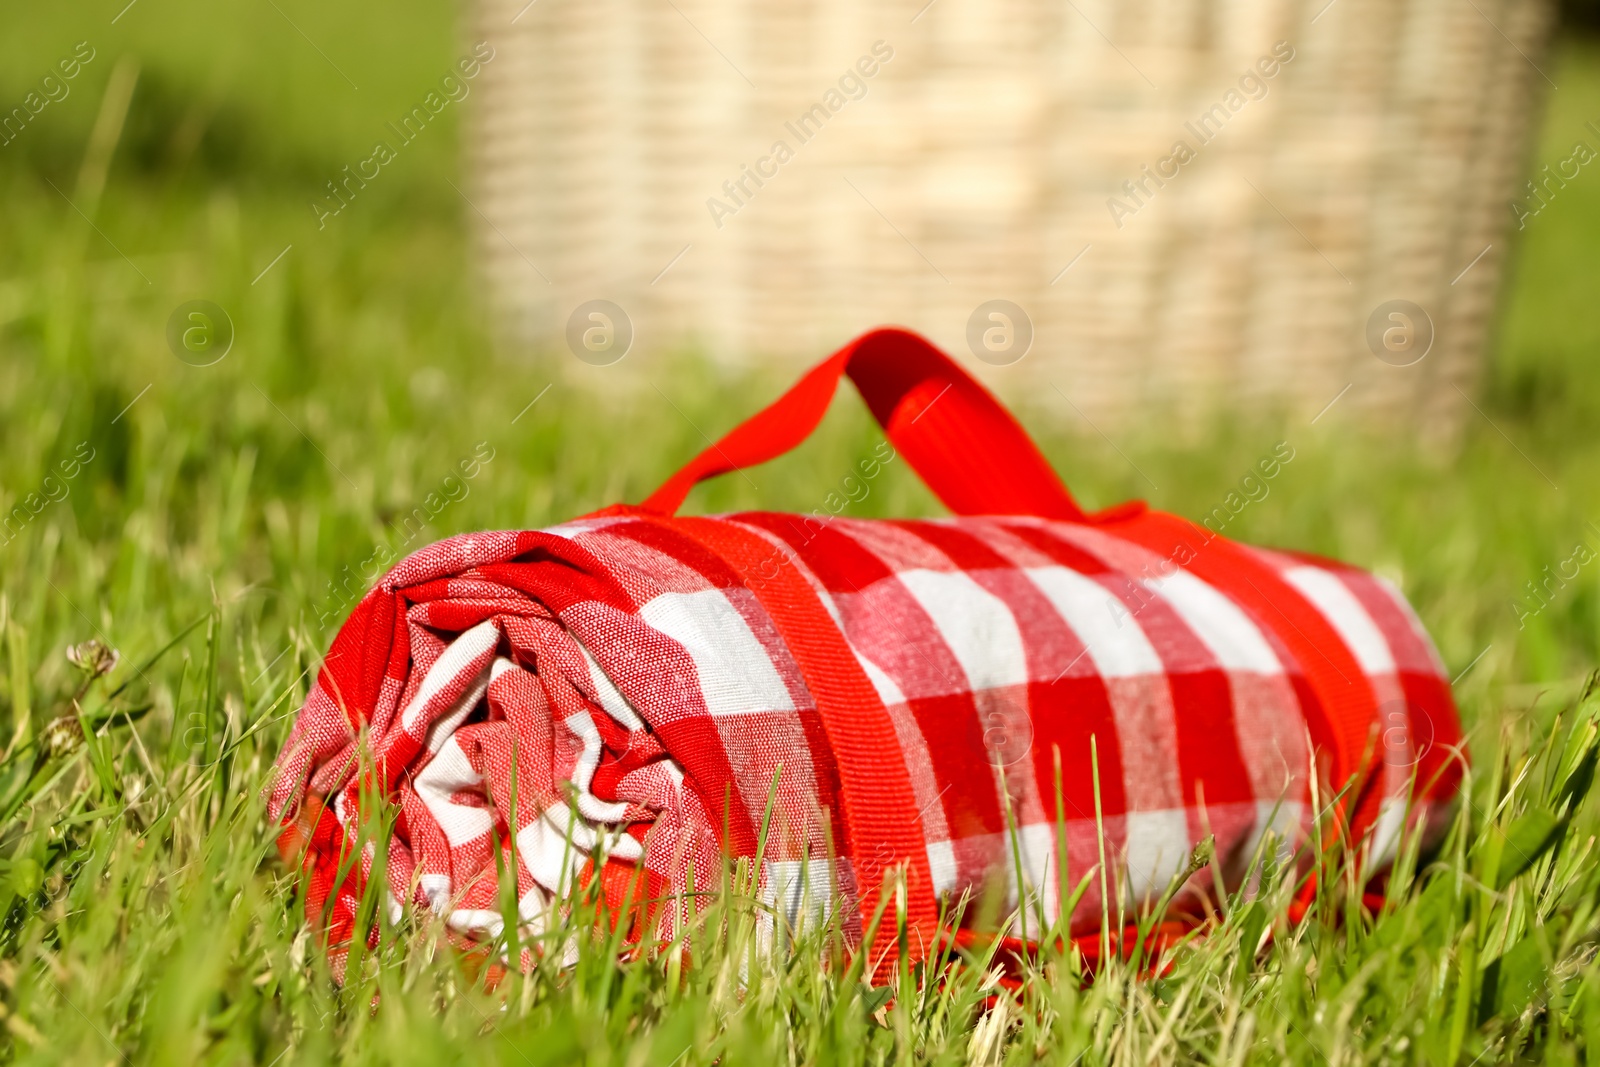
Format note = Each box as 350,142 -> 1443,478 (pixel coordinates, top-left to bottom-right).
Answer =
268,328 -> 1462,972
268,505 -> 1460,966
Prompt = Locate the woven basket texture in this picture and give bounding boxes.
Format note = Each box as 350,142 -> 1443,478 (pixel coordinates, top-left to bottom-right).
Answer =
469,0 -> 1552,435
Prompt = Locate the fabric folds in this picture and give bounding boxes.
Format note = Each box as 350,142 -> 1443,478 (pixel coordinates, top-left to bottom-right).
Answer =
269,508 -> 1462,969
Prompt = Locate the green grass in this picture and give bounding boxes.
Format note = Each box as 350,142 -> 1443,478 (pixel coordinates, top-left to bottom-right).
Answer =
3,3 -> 1600,1061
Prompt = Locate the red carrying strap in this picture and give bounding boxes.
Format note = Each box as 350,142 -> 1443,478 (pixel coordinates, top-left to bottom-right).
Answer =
634,325 -> 1387,959
675,515 -> 940,977
640,327 -> 1086,520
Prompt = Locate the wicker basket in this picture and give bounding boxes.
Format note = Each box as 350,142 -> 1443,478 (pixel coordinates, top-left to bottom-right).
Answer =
469,0 -> 1551,436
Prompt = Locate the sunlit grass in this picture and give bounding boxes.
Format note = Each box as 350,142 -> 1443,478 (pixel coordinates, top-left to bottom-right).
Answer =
1,7 -> 1600,1062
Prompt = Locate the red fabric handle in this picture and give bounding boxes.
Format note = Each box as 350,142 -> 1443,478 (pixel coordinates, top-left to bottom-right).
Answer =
676,516 -> 940,975
641,327 -> 1086,520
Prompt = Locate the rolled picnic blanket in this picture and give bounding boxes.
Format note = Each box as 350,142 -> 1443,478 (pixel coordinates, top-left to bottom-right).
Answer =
267,328 -> 1463,973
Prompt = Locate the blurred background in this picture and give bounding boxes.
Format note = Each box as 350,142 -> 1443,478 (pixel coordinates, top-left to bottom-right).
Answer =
0,0 -> 1596,738
475,0 -> 1545,439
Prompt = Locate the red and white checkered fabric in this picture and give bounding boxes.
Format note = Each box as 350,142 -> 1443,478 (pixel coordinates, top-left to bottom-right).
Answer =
268,506 -> 1460,963
268,327 -> 1463,971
